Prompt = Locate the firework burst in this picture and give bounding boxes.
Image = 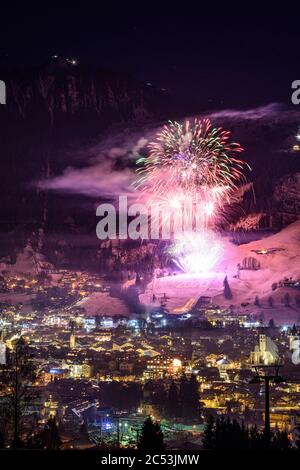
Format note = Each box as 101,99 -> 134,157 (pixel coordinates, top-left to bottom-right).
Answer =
136,118 -> 249,204
168,231 -> 223,274
135,118 -> 250,273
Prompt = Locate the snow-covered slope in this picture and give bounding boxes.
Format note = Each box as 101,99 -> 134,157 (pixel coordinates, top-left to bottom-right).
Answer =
0,242 -> 52,275
140,220 -> 300,324
76,292 -> 129,317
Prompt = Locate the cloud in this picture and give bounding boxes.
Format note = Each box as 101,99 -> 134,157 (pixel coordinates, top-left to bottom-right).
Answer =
39,162 -> 134,198
37,103 -> 300,200
37,124 -> 158,199
207,103 -> 282,120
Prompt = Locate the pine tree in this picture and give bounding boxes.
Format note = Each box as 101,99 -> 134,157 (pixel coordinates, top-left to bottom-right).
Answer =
271,429 -> 291,450
249,424 -> 265,450
179,374 -> 189,417
135,273 -> 141,286
167,381 -> 179,418
283,292 -> 290,307
95,315 -> 101,328
138,416 -> 165,453
202,417 -> 270,450
214,416 -> 227,449
39,416 -> 62,450
268,318 -> 275,328
223,276 -> 232,300
2,337 -> 36,448
202,416 -> 215,449
185,374 -> 200,418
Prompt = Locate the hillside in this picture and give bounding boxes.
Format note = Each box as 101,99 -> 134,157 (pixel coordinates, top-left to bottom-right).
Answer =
0,57 -> 197,232
140,220 -> 300,324
1,59 -> 300,271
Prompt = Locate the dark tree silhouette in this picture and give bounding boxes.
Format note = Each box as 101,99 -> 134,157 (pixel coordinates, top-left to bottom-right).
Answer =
179,374 -> 189,417
203,416 -> 249,450
241,257 -> 260,270
202,416 -> 215,449
101,382 -> 142,410
39,416 -> 62,449
1,337 -> 36,448
186,374 -> 200,418
248,424 -> 265,450
283,292 -> 290,307
268,318 -> 275,328
271,429 -> 291,450
138,416 -> 165,453
167,381 -> 179,418
176,374 -> 200,419
202,416 -> 291,450
0,396 -> 11,446
223,276 -> 232,300
27,416 -> 62,449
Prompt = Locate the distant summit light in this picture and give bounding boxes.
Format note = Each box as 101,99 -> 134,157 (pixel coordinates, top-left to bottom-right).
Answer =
67,58 -> 78,66
50,55 -> 79,66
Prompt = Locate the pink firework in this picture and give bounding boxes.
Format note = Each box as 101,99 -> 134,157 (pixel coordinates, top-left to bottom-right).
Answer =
168,231 -> 223,274
135,118 -> 249,272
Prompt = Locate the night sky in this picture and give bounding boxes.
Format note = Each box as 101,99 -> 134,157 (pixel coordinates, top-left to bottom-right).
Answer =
0,4 -> 299,109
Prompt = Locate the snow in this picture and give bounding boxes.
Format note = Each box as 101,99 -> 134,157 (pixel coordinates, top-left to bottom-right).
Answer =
0,243 -> 52,275
76,292 -> 129,317
140,220 -> 300,324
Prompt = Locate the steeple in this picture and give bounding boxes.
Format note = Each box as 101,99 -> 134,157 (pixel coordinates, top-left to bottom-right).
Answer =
0,331 -> 6,365
70,323 -> 76,350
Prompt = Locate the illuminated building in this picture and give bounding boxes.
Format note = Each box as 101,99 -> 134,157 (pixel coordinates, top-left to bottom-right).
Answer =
43,395 -> 59,418
69,363 -> 92,379
70,331 -> 76,350
216,357 -> 231,381
44,315 -> 69,328
0,332 -> 6,365
100,317 -> 114,329
83,317 -> 96,331
140,403 -> 160,419
206,311 -> 249,327
289,332 -> 300,351
42,367 -> 69,384
250,335 -> 279,365
144,356 -> 183,379
171,358 -> 182,375
289,333 -> 300,364
94,331 -> 112,342
119,361 -> 134,374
